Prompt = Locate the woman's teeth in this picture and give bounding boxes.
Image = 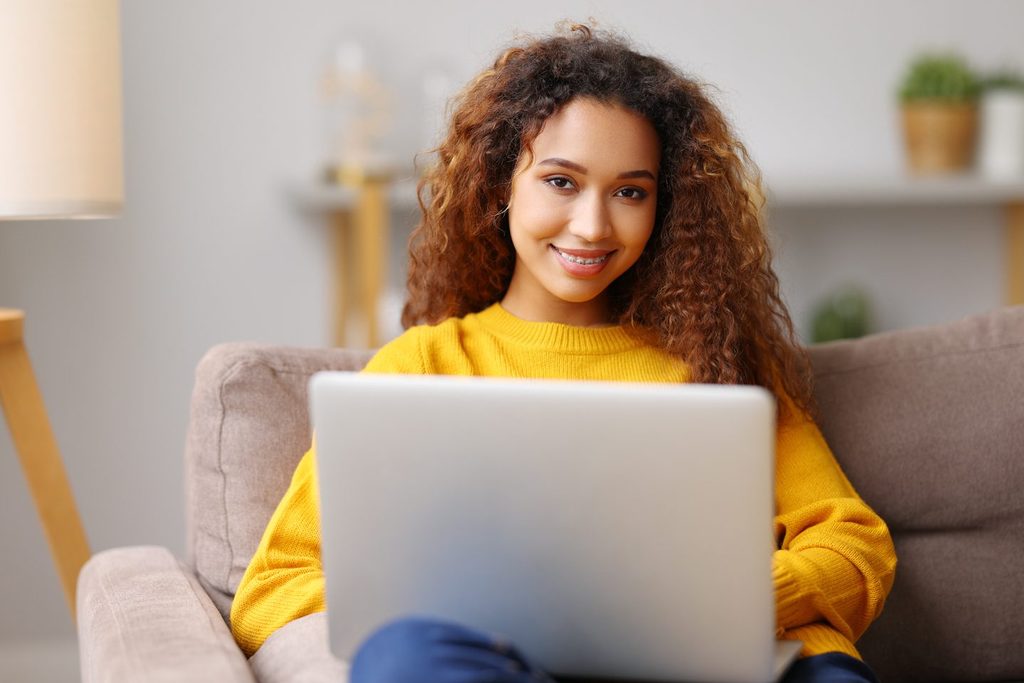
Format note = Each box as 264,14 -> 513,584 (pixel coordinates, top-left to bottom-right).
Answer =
556,248 -> 611,265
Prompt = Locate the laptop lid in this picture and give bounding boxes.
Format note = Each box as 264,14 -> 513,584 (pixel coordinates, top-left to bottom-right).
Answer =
311,373 -> 779,683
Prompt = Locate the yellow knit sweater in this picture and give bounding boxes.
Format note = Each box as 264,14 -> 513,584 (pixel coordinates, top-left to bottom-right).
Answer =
230,303 -> 896,660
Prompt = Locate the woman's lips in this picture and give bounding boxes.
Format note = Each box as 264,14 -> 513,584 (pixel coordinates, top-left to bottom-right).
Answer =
550,245 -> 615,276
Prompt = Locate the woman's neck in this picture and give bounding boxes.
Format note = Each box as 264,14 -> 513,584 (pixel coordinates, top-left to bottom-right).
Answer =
499,292 -> 615,328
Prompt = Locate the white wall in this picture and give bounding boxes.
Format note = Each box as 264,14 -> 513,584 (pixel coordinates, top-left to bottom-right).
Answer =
1,0 -> 1021,663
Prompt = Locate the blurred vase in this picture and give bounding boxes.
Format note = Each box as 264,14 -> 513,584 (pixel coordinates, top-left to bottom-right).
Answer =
320,39 -> 394,182
978,90 -> 1024,178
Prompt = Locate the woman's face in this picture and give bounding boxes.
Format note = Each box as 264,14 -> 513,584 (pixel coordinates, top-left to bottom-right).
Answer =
501,97 -> 660,327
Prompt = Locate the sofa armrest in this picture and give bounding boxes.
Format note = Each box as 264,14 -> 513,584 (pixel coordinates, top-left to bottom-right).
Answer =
77,546 -> 255,683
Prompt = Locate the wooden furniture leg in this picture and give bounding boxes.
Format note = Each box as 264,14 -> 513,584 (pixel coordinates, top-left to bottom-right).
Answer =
1008,202 -> 1024,306
0,309 -> 90,619
355,179 -> 389,349
330,211 -> 353,348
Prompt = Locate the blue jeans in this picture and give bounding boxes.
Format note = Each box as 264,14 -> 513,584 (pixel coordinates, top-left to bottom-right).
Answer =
349,616 -> 879,683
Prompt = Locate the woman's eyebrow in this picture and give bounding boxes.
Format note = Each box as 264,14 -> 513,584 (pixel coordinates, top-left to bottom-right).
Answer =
617,169 -> 657,181
537,157 -> 656,181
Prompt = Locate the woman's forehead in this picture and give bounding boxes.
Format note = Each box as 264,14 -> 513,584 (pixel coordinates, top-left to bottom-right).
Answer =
521,98 -> 660,174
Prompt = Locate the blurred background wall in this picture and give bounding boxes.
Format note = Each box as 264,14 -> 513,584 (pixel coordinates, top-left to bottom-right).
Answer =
1,1 -> 1021,678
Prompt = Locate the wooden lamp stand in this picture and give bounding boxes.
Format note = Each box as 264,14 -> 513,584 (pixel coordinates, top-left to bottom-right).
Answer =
0,309 -> 90,618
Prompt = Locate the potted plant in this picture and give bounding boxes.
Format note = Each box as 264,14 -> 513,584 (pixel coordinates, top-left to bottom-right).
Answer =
810,285 -> 873,344
977,70 -> 1024,178
898,54 -> 980,174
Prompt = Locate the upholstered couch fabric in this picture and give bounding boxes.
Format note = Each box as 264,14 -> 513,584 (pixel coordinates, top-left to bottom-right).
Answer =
807,306 -> 1024,683
184,343 -> 375,619
248,613 -> 347,683
78,306 -> 1024,683
77,545 -> 255,683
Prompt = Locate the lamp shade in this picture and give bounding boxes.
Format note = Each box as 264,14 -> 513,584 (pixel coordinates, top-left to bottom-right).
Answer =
0,0 -> 124,220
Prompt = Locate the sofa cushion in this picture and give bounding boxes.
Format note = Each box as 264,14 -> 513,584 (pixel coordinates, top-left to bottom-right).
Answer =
248,612 -> 348,683
185,343 -> 375,620
807,305 -> 1024,683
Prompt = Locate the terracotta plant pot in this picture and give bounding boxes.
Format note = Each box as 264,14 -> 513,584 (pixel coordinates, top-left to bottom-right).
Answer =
901,102 -> 978,174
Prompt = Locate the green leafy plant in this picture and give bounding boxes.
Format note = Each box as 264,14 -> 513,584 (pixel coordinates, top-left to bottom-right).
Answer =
810,286 -> 873,344
899,54 -> 980,103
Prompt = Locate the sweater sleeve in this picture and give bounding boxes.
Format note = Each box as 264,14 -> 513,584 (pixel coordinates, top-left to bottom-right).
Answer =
771,411 -> 897,649
229,328 -> 429,656
230,443 -> 324,657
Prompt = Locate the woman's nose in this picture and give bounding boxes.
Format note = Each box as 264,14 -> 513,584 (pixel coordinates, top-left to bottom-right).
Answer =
568,193 -> 612,244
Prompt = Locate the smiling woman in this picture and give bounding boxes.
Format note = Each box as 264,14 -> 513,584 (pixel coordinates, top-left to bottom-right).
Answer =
230,22 -> 896,683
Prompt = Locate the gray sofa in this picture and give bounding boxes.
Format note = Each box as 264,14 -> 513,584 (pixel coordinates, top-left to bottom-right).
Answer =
76,306 -> 1024,683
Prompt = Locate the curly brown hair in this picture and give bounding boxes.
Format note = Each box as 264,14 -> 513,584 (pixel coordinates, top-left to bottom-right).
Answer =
402,23 -> 815,424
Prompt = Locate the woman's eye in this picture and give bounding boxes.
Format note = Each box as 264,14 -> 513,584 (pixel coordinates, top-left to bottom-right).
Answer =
544,176 -> 574,190
617,187 -> 648,200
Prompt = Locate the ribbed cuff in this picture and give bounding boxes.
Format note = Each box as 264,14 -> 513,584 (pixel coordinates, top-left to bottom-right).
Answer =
784,623 -> 861,659
773,552 -> 861,659
773,552 -> 806,634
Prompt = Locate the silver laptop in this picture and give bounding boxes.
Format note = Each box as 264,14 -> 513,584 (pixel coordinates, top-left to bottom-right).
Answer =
310,373 -> 801,683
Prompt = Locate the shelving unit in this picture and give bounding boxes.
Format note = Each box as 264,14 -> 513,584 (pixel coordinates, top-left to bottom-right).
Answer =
291,173 -> 1024,347
766,173 -> 1024,207
291,178 -> 420,213
290,177 -> 419,347
765,174 -> 1024,305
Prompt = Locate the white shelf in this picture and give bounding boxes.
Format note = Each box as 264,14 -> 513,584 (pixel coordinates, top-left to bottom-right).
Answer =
289,178 -> 420,212
767,173 -> 1024,207
292,173 -> 1024,213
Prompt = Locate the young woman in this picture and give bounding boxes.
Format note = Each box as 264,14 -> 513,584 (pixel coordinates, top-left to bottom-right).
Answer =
231,23 -> 896,683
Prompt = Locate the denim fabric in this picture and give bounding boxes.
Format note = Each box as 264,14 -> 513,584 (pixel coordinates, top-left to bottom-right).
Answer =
782,652 -> 879,683
349,616 -> 878,683
351,616 -> 555,683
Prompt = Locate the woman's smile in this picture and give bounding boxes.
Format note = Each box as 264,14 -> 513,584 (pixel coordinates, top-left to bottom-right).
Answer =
550,245 -> 616,276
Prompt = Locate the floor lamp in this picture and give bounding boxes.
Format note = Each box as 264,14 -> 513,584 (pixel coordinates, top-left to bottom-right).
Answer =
0,0 -> 124,619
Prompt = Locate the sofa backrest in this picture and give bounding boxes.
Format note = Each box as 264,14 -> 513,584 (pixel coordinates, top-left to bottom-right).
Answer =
807,306 -> 1024,683
184,343 -> 375,619
186,307 -> 1024,682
